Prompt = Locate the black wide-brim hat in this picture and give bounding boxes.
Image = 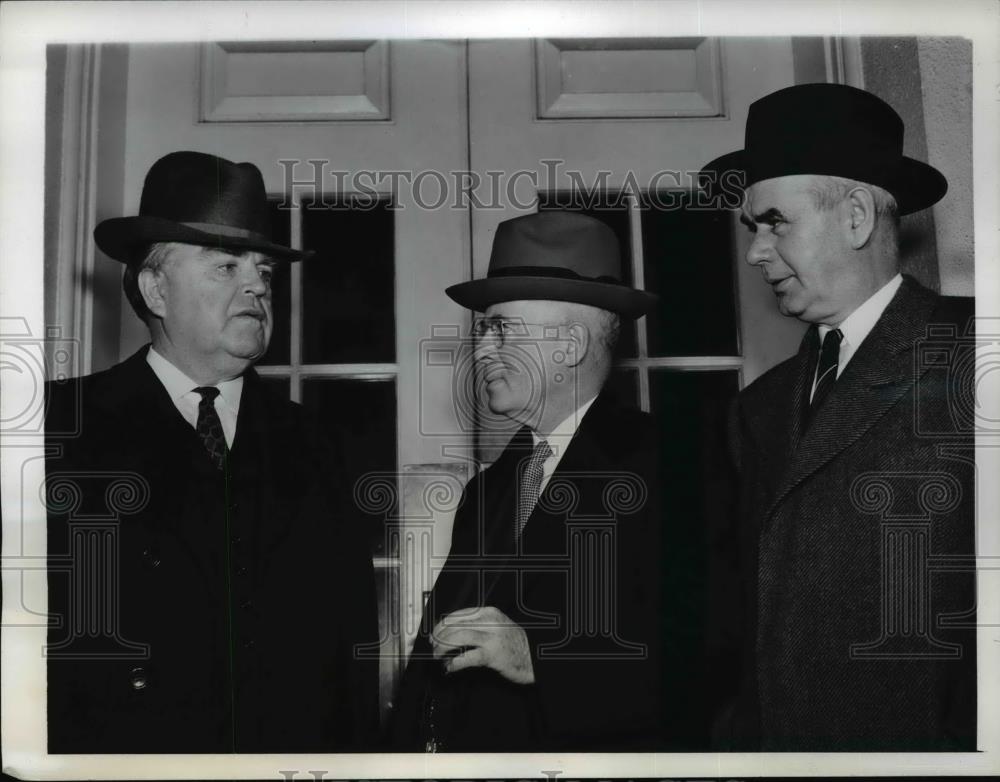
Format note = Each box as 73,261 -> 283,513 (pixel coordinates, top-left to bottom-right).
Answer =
446,211 -> 658,319
701,83 -> 947,215
95,150 -> 312,264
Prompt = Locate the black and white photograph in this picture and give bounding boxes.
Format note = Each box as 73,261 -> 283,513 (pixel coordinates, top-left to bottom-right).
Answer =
1,1 -> 998,779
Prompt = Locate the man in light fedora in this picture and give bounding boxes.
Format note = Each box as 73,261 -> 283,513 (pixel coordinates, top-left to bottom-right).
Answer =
45,151 -> 378,752
390,211 -> 707,751
702,84 -> 975,750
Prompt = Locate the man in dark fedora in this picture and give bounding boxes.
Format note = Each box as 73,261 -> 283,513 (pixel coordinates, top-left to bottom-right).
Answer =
701,84 -> 976,751
45,151 -> 378,752
390,211 -> 706,751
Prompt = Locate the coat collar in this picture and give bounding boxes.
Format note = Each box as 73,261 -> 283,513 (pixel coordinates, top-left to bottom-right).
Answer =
484,390 -> 631,551
89,345 -> 269,469
757,275 -> 939,525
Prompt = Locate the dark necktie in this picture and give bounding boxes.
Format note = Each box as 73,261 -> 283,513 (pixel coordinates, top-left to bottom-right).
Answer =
810,328 -> 843,415
195,386 -> 227,470
516,439 -> 552,540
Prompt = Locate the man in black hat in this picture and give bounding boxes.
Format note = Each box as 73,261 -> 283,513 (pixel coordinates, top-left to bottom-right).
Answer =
45,151 -> 378,752
702,84 -> 975,751
389,211 -> 705,751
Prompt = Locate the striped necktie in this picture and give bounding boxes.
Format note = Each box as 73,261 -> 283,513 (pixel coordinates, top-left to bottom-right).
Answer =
810,328 -> 843,415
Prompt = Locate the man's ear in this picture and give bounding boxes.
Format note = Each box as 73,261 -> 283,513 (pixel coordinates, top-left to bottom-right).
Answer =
563,321 -> 590,368
137,268 -> 168,319
845,186 -> 877,249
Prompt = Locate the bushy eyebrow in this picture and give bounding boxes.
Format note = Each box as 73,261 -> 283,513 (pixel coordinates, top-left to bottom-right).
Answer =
740,207 -> 787,227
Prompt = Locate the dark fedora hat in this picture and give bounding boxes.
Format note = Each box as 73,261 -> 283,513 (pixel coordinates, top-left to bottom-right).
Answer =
94,150 -> 312,264
446,211 -> 658,319
701,83 -> 947,215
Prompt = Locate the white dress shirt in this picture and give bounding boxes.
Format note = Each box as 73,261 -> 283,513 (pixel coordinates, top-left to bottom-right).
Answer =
811,273 -> 903,401
146,347 -> 243,447
531,395 -> 598,495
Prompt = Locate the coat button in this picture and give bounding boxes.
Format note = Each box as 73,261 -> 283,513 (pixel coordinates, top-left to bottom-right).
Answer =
240,600 -> 254,611
130,667 -> 149,690
235,565 -> 247,577
243,639 -> 255,651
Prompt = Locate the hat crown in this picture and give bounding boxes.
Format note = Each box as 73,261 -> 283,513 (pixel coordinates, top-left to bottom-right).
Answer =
489,211 -> 622,282
699,82 -> 947,215
446,211 -> 657,318
138,151 -> 269,231
746,83 -> 903,162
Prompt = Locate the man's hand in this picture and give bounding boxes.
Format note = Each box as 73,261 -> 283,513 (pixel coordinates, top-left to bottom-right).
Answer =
431,606 -> 535,685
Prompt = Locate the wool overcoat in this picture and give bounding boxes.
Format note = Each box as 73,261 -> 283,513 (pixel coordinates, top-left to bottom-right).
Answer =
390,393 -> 710,751
45,346 -> 379,753
724,276 -> 976,751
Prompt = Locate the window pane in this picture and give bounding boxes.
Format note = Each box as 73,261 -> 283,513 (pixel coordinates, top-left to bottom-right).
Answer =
301,198 -> 395,363
537,194 -> 637,358
259,198 -> 292,365
300,377 -> 397,554
606,366 -> 639,408
258,376 -> 290,399
640,192 -> 738,356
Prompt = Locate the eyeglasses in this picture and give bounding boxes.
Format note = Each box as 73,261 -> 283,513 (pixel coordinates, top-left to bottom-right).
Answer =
471,317 -> 563,346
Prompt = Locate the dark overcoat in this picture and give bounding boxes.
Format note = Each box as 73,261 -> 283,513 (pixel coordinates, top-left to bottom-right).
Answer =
390,392 -> 709,751
723,276 -> 976,751
45,346 -> 379,753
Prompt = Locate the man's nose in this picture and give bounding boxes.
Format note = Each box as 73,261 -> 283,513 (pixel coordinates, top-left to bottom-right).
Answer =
473,336 -> 498,363
745,232 -> 773,266
241,265 -> 268,297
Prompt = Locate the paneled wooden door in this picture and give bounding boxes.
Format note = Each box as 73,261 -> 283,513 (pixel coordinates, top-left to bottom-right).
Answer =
97,36 -> 808,724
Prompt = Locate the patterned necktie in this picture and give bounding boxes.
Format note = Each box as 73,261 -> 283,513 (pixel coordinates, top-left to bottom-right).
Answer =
194,386 -> 227,470
810,328 -> 843,415
516,439 -> 552,540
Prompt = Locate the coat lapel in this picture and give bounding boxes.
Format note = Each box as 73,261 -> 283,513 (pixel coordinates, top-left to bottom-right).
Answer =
94,346 -> 199,453
440,427 -> 531,613
742,328 -> 817,496
516,394 -> 619,560
762,277 -> 939,525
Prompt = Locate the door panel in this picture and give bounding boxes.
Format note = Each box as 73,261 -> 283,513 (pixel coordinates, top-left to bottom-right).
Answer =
104,36 -> 813,722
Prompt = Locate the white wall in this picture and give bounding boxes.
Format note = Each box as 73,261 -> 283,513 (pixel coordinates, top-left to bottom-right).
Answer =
918,37 -> 975,297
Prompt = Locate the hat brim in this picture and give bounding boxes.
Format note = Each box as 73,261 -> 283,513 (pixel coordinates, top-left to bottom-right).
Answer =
700,151 -> 947,216
94,216 -> 314,264
446,276 -> 658,319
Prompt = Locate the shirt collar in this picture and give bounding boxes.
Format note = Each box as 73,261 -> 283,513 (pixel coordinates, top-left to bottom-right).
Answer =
146,346 -> 244,414
531,394 -> 598,452
819,273 -> 903,349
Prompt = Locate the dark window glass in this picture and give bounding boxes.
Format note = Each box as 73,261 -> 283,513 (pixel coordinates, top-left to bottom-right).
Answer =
301,198 -> 395,363
258,376 -> 290,399
301,377 -> 397,554
537,194 -> 636,358
605,366 -> 639,408
259,198 -> 292,365
640,192 -> 738,356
